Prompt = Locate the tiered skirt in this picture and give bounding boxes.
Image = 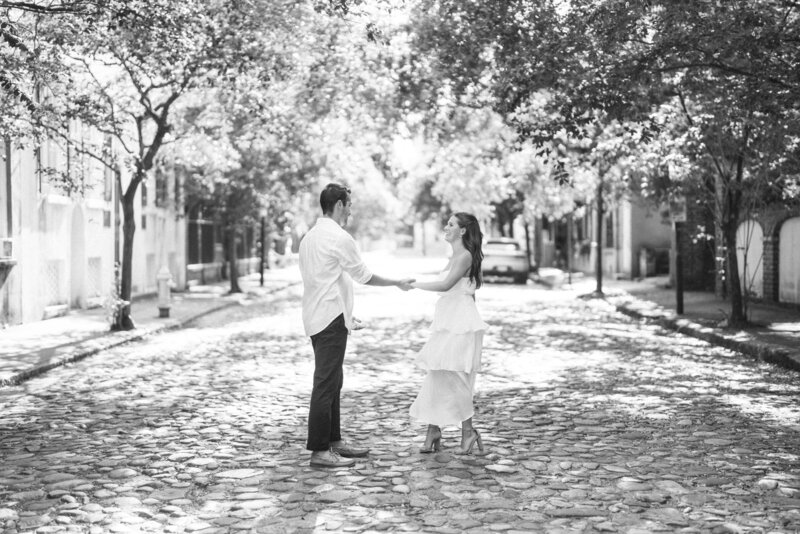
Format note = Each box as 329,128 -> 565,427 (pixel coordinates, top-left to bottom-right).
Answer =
409,292 -> 487,428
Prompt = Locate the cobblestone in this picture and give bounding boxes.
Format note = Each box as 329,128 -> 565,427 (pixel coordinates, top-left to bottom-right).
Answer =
1,284 -> 799,532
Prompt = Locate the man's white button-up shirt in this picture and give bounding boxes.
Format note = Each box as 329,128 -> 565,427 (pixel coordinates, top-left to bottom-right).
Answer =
299,217 -> 373,336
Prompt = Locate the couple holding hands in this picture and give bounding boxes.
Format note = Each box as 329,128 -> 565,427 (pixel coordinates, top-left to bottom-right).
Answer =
299,183 -> 487,468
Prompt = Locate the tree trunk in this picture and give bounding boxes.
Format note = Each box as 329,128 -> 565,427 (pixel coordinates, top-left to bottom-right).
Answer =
567,212 -> 573,283
714,173 -> 728,300
723,153 -> 746,326
723,219 -> 744,326
227,225 -> 242,294
115,188 -> 137,331
109,114 -> 171,331
594,174 -> 604,296
421,217 -> 427,256
533,217 -> 542,271
523,222 -> 533,272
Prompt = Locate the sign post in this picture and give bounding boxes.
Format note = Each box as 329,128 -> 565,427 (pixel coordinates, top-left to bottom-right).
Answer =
670,195 -> 687,315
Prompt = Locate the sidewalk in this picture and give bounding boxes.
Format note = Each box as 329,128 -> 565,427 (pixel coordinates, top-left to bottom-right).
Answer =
0,266 -> 302,387
3,261 -> 799,388
537,269 -> 800,373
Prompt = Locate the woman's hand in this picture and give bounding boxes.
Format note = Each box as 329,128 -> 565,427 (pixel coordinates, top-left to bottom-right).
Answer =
397,278 -> 415,291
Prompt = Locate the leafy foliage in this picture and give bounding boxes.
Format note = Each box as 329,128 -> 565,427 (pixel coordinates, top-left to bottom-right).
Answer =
407,0 -> 800,324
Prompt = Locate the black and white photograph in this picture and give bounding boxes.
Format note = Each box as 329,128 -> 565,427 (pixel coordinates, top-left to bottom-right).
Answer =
1,0 -> 799,532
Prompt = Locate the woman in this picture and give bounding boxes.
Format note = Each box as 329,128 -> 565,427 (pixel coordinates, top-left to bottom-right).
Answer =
409,212 -> 488,454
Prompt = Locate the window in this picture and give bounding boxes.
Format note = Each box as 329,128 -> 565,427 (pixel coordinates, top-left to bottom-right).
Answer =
87,257 -> 102,298
43,260 -> 66,306
155,164 -> 169,207
174,173 -> 181,212
605,212 -> 615,248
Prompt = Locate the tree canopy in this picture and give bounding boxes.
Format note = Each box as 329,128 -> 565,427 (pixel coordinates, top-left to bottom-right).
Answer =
3,0 -> 799,327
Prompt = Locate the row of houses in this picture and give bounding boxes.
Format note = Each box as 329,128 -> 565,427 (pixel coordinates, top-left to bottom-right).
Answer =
3,126 -> 799,328
383,189 -> 800,311
0,133 -> 267,328
529,194 -> 800,307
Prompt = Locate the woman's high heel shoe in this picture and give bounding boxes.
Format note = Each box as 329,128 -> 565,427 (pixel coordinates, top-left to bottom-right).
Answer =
420,429 -> 442,454
457,429 -> 484,455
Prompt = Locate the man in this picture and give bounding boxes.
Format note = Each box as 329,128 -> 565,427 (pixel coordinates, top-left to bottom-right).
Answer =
299,183 -> 414,468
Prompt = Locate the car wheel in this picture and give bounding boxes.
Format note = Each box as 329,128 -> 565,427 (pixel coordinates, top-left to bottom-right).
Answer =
513,274 -> 528,285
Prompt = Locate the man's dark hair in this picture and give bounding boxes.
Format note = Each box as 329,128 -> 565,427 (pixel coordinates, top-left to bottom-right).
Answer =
320,183 -> 351,215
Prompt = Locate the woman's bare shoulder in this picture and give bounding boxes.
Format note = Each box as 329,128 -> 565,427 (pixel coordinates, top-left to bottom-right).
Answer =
454,250 -> 472,263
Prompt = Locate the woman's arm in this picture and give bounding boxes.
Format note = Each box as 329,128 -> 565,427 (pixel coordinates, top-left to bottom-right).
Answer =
412,252 -> 471,292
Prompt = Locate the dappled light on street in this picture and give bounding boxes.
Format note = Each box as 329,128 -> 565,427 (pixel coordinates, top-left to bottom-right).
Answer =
1,272 -> 799,532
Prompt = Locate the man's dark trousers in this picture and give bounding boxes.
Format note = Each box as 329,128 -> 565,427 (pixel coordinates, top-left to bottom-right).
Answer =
306,314 -> 348,451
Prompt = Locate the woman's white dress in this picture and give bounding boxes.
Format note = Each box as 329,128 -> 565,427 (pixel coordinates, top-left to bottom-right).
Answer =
409,271 -> 488,428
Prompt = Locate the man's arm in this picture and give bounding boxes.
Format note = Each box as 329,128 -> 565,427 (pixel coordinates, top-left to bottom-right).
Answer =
366,274 -> 415,290
335,233 -> 414,290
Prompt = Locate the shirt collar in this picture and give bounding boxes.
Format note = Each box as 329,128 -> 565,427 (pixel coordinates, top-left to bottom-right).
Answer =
317,217 -> 341,229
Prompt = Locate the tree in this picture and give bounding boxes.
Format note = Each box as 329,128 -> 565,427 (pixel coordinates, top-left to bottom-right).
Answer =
176,3 -> 409,288
30,0 -> 313,329
1,1 -> 103,136
568,1 -> 800,324
176,81 -> 320,294
301,8 -> 413,241
407,0 -> 800,325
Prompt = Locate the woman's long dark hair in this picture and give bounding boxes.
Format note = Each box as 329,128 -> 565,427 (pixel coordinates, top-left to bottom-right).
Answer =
454,212 -> 483,289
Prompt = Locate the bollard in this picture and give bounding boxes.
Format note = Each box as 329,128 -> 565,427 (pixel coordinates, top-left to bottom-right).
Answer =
156,266 -> 172,318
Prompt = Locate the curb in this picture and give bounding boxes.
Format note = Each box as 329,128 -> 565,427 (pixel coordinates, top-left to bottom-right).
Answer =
613,300 -> 800,373
0,281 -> 299,388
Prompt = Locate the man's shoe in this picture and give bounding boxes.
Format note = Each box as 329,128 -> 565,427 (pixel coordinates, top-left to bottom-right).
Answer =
331,440 -> 370,458
310,450 -> 355,468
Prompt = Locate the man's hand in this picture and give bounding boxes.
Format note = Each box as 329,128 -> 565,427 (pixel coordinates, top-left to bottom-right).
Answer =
352,317 -> 366,330
397,278 -> 415,291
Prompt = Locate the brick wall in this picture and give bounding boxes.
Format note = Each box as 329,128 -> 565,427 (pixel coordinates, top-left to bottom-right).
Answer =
762,234 -> 779,302
759,205 -> 800,303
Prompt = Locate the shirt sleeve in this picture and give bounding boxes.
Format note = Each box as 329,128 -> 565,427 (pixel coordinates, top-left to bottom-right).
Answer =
335,232 -> 372,284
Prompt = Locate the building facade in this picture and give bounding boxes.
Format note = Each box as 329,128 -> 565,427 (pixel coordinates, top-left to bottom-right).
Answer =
738,206 -> 800,306
534,194 -> 672,280
0,126 -> 186,327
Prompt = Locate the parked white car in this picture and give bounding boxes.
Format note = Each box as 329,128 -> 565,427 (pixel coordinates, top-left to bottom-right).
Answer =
482,238 -> 530,284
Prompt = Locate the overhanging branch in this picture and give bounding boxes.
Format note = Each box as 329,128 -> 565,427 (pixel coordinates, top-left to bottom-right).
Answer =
0,1 -> 102,14
0,75 -> 37,112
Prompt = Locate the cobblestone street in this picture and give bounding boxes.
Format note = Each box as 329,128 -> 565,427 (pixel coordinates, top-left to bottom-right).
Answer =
1,281 -> 800,533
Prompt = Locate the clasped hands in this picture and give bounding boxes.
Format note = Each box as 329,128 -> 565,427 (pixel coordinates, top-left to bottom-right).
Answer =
397,278 -> 415,291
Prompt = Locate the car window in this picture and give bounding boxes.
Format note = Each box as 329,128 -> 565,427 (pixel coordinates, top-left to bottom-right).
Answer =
485,242 -> 520,252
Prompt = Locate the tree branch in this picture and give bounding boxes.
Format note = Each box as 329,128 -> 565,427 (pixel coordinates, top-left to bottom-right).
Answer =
72,55 -> 133,154
676,90 -> 729,182
39,123 -> 118,173
0,23 -> 31,54
0,74 -> 37,112
0,0 -> 102,14
652,61 -> 796,92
